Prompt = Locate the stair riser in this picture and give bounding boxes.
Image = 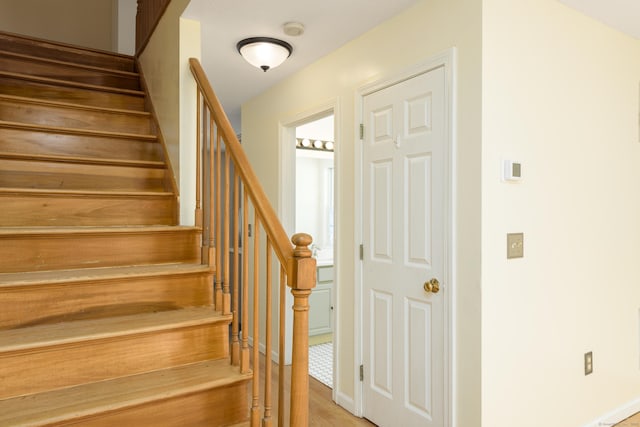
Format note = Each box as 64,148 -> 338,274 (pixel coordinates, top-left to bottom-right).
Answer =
0,127 -> 162,162
0,55 -> 140,90
0,76 -> 145,111
0,273 -> 213,330
0,323 -> 230,399
0,159 -> 167,192
0,99 -> 152,135
59,382 -> 249,427
0,194 -> 177,226
0,229 -> 199,272
0,33 -> 135,72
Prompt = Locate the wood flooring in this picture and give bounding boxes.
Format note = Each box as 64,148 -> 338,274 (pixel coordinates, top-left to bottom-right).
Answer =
307,376 -> 376,426
240,354 -> 376,427
616,412 -> 640,426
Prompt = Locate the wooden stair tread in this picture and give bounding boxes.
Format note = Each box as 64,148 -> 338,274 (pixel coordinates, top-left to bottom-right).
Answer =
0,30 -> 249,427
0,225 -> 198,236
0,188 -> 173,197
0,306 -> 229,353
0,359 -> 251,426
0,93 -> 151,117
0,49 -> 139,78
0,226 -> 196,272
0,120 -> 157,141
0,263 -> 211,288
0,31 -> 136,72
0,70 -> 145,97
0,151 -> 165,169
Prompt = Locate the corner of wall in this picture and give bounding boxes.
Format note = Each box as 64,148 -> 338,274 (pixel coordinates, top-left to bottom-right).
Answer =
137,0 -> 196,226
179,17 -> 201,226
115,0 -> 136,55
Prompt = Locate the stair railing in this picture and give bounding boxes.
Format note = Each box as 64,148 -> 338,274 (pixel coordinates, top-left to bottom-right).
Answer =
135,0 -> 171,55
189,58 -> 316,426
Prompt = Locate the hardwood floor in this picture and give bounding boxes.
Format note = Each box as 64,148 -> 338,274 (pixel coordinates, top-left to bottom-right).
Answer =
616,412 -> 640,426
306,376 -> 376,426
240,354 -> 376,426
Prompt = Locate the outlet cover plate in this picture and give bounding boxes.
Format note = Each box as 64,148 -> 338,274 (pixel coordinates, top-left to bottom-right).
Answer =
507,233 -> 524,259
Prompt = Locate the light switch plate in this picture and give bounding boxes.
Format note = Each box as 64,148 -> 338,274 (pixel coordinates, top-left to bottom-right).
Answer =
584,351 -> 593,375
507,233 -> 524,259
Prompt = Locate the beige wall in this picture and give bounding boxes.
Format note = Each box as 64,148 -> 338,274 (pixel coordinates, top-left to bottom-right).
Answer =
482,0 -> 640,426
138,0 -> 199,225
241,0 -> 482,423
178,17 -> 200,225
0,0 -> 114,51
114,0 -> 136,55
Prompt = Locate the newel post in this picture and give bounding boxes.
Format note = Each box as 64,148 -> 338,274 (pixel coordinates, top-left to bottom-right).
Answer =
289,233 -> 316,426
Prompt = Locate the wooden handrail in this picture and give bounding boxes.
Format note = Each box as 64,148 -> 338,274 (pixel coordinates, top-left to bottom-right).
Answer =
189,58 -> 316,426
189,58 -> 296,283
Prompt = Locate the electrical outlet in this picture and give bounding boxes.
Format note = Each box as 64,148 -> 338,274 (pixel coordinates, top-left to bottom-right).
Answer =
584,351 -> 593,375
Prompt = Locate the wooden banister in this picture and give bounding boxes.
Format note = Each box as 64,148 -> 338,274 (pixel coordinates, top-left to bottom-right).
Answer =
188,58 -> 316,426
289,233 -> 316,425
188,59 -> 296,281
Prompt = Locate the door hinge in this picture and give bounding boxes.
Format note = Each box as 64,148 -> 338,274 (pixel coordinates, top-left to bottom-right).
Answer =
360,364 -> 364,381
359,244 -> 363,260
359,123 -> 364,139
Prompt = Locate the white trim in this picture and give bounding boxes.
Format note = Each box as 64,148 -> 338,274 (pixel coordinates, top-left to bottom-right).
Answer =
278,101 -> 338,235
448,48 -> 459,427
248,336 -> 280,363
582,397 -> 640,427
354,48 -> 457,426
336,391 -> 357,415
352,95 -> 364,418
278,100 -> 340,399
277,120 -> 296,365
331,101 -> 342,405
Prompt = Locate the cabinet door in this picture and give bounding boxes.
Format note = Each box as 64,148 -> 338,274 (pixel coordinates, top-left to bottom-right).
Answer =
309,283 -> 332,336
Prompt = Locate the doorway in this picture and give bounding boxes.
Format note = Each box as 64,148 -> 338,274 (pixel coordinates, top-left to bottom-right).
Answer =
357,52 -> 455,427
294,114 -> 335,389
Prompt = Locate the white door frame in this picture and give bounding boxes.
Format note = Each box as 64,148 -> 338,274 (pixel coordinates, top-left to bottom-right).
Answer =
354,48 -> 457,424
278,100 -> 341,402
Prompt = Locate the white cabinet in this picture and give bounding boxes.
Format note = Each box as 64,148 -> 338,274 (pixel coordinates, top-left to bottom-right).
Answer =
309,265 -> 333,336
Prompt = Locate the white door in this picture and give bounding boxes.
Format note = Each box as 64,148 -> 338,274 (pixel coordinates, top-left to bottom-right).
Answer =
362,66 -> 446,427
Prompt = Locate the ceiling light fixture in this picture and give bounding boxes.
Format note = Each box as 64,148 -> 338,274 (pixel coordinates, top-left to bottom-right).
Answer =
295,138 -> 335,152
236,37 -> 292,72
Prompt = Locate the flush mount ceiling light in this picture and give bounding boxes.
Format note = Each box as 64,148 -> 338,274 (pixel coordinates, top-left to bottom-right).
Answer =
236,37 -> 292,72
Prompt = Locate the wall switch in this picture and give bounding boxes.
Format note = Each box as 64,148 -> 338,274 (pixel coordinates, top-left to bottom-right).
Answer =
584,351 -> 593,375
506,233 -> 524,259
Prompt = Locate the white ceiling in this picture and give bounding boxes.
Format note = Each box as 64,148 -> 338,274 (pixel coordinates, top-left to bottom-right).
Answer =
182,0 -> 419,132
558,0 -> 640,39
182,0 -> 640,132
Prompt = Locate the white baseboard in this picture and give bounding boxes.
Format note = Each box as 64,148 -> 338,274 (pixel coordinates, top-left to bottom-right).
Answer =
583,397 -> 640,427
335,391 -> 357,416
247,336 -> 280,363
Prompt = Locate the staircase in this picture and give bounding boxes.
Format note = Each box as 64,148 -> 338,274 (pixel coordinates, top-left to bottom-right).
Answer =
0,32 -> 250,426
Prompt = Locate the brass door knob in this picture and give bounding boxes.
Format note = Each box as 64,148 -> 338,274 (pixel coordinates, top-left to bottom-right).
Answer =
423,278 -> 440,294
